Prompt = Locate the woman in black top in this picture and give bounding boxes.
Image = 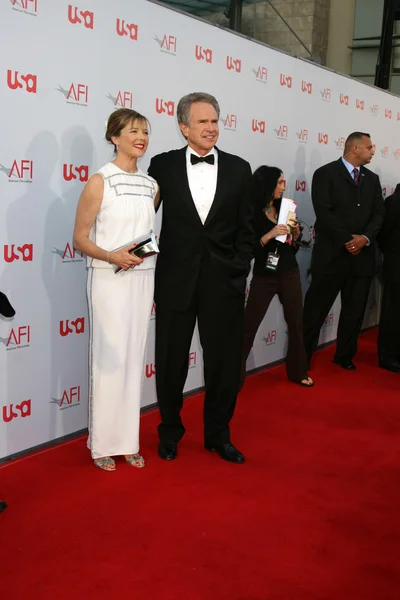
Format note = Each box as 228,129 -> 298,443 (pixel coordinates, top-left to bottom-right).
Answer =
240,166 -> 314,387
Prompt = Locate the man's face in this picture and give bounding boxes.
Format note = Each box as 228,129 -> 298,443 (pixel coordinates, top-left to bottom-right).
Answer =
356,135 -> 375,165
179,102 -> 219,156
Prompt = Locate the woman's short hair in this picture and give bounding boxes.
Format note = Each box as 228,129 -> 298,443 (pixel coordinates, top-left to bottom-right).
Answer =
252,166 -> 283,212
105,108 -> 149,153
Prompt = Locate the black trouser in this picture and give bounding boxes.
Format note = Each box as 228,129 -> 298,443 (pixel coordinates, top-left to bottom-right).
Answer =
155,255 -> 245,447
241,268 -> 308,384
378,280 -> 400,362
303,272 -> 372,362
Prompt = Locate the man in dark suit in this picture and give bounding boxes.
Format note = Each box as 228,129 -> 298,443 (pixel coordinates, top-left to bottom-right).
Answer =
303,132 -> 384,370
377,184 -> 400,372
148,92 -> 253,463
0,291 -> 14,513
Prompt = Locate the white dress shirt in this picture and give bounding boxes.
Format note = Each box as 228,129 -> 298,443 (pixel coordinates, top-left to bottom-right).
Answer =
341,157 -> 369,245
186,146 -> 218,224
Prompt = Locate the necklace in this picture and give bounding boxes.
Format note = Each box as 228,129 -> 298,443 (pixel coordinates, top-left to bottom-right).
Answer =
266,203 -> 273,213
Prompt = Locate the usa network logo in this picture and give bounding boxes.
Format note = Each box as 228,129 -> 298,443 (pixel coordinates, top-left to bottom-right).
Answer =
251,66 -> 268,83
356,99 -> 365,111
55,82 -> 88,106
296,129 -> 308,144
318,132 -> 329,145
320,88 -> 331,102
7,70 -> 37,94
59,317 -> 85,337
2,400 -> 31,423
67,5 -> 93,29
262,330 -> 277,346
116,18 -> 138,40
226,56 -> 241,73
339,93 -> 349,106
146,350 -> 196,379
295,180 -> 306,192
195,45 -> 212,63
393,149 -> 400,160
106,90 -> 132,109
324,313 -> 334,327
52,242 -> 83,264
156,98 -> 175,116
301,80 -> 312,94
4,243 -> 33,263
274,125 -> 288,140
0,325 -> 31,351
63,164 -> 88,182
252,119 -> 266,134
10,0 -> 37,16
221,114 -> 237,131
280,74 -> 292,88
50,386 -> 81,411
384,108 -> 393,120
0,159 -> 33,183
154,34 -> 176,55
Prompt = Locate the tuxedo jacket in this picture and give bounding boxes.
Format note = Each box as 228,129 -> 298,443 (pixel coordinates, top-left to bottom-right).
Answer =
377,184 -> 400,283
310,158 -> 385,276
148,147 -> 253,310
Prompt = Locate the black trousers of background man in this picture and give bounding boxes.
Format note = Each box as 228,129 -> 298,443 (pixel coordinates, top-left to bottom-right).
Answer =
378,280 -> 400,362
303,272 -> 372,362
155,252 -> 245,447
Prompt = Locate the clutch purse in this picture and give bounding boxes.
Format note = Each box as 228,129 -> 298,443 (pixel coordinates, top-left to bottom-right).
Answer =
111,230 -> 159,274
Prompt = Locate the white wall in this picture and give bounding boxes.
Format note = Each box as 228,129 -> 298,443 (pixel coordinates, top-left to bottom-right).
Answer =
1,0 -> 399,459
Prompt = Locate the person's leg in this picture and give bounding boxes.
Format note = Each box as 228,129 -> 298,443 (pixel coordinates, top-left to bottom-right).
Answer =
335,275 -> 371,362
240,274 -> 277,386
378,280 -> 400,367
277,269 -> 309,383
0,501 -> 7,512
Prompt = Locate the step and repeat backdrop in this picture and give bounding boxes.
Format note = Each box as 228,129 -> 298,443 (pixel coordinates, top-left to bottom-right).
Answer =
1,0 -> 399,458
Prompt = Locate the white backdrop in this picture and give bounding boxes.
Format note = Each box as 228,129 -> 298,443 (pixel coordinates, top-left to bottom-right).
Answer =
1,0 -> 399,459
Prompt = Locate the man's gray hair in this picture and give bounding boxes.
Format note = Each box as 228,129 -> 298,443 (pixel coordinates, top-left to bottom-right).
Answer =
177,92 -> 220,126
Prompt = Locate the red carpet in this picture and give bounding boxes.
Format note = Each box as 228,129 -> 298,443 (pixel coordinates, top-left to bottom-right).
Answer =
1,329 -> 400,600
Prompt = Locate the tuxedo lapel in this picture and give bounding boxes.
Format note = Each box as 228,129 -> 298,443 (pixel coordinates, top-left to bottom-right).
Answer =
204,148 -> 228,227
173,147 -> 203,226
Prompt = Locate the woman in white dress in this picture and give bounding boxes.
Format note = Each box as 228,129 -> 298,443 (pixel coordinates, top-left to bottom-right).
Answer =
73,109 -> 159,471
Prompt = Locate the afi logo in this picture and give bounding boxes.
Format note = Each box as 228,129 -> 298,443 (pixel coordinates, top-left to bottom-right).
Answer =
324,313 -> 334,327
398,112 -> 400,121
1,159 -> 33,182
280,74 -> 292,88
356,99 -> 365,111
155,34 -> 177,55
252,66 -> 268,83
335,137 -> 345,150
56,83 -> 88,106
63,164 -> 88,182
252,119 -> 266,134
295,180 -> 306,192
52,242 -> 83,263
150,303 -> 156,321
274,125 -> 288,140
318,133 -> 329,145
226,57 -> 241,73
4,244 -> 33,263
67,5 -> 94,29
370,104 -> 379,117
155,99 -> 175,116
7,70 -> 37,94
106,91 -> 132,109
11,0 -> 37,14
381,147 -> 389,158
385,108 -> 392,119
51,386 -> 81,409
222,114 -> 237,130
320,88 -> 331,102
297,129 -> 308,144
2,400 -> 31,423
116,19 -> 138,40
301,81 -> 312,94
189,351 -> 197,369
146,363 -> 156,379
263,330 -> 276,345
59,318 -> 85,337
195,45 -> 212,63
393,149 -> 400,160
0,326 -> 31,349
340,94 -> 349,106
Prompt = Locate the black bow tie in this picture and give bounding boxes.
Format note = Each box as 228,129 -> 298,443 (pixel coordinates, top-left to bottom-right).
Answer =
190,153 -> 215,166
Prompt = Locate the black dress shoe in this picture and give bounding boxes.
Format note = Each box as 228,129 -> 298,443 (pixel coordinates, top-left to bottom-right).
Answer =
334,358 -> 356,370
157,442 -> 177,461
0,501 -> 8,512
205,442 -> 245,464
379,360 -> 400,373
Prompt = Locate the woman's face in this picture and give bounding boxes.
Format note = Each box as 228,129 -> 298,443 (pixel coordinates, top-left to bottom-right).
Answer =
273,173 -> 286,199
113,119 -> 149,158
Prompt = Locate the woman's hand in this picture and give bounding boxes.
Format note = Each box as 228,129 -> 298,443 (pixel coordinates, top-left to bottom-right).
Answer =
270,224 -> 288,239
109,244 -> 144,271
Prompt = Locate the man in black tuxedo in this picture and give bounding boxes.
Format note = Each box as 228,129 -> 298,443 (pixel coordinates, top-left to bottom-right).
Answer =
377,184 -> 400,372
0,291 -> 14,513
303,132 -> 384,370
148,92 -> 253,463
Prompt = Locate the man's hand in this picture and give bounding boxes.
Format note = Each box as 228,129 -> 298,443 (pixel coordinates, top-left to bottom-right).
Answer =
345,234 -> 367,255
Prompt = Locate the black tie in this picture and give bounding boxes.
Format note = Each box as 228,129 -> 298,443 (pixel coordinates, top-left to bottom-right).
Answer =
353,168 -> 359,185
190,154 -> 215,166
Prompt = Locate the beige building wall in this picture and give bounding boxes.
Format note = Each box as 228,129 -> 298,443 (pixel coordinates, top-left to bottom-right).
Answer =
325,0 -> 356,74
